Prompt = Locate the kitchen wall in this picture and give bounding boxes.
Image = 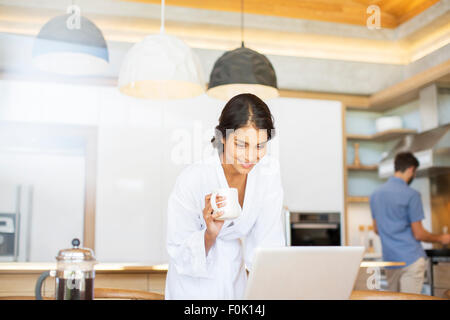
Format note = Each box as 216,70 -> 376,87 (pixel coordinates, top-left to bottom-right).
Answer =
347,203 -> 381,253
0,79 -> 344,262
438,88 -> 450,126
346,92 -> 450,251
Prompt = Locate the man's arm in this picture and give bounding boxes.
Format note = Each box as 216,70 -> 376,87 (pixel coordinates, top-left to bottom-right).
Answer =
411,221 -> 450,244
407,192 -> 450,244
372,219 -> 378,235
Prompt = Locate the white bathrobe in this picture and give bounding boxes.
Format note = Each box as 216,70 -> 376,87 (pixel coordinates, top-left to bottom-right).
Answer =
164,151 -> 285,300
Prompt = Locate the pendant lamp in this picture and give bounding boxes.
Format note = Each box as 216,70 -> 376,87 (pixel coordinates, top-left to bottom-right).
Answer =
207,0 -> 278,100
32,6 -> 109,76
118,0 -> 205,99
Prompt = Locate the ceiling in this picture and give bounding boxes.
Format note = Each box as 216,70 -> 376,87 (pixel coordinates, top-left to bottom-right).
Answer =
0,0 -> 447,95
124,0 -> 441,28
0,0 -> 447,66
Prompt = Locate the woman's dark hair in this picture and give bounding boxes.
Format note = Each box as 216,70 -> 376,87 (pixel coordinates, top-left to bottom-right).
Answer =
211,93 -> 275,153
394,152 -> 419,172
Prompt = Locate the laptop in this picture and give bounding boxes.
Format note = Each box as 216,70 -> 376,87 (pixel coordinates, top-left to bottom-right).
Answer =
244,246 -> 365,300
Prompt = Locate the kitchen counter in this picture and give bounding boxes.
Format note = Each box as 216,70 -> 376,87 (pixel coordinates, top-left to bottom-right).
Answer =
0,262 -> 169,274
0,262 -> 169,298
360,261 -> 405,268
0,261 -> 406,298
425,249 -> 450,297
0,260 -> 404,274
353,260 -> 406,292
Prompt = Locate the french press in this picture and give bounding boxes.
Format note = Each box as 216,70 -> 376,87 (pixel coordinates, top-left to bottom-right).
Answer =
35,238 -> 97,300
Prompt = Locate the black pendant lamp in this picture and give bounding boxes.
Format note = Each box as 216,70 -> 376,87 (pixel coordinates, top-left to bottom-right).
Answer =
207,0 -> 278,100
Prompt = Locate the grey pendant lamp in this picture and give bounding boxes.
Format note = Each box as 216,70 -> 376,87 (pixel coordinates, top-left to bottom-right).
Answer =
32,4 -> 109,75
207,0 -> 278,100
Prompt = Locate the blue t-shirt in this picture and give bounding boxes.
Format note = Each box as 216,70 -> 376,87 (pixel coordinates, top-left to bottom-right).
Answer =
370,177 -> 426,268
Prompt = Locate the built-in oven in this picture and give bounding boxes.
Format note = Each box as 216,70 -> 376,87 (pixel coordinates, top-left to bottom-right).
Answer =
0,213 -> 17,259
285,210 -> 341,246
0,185 -> 24,262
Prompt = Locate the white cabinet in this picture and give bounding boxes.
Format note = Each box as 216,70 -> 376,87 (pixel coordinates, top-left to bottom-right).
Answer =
272,98 -> 344,213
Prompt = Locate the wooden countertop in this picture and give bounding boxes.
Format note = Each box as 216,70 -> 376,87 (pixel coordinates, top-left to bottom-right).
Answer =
360,261 -> 405,268
0,260 -> 405,274
0,262 -> 169,274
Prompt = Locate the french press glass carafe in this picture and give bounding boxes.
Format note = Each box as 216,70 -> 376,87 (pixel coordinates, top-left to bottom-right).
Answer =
35,238 -> 97,300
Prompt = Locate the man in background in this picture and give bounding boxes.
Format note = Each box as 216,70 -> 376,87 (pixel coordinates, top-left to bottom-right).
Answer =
370,152 -> 450,294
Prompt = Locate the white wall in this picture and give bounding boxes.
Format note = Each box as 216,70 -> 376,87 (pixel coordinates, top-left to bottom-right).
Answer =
347,204 -> 382,255
0,79 -> 344,262
410,177 -> 433,250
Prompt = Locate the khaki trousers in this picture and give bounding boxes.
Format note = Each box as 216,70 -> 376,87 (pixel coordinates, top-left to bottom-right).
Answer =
385,257 -> 426,294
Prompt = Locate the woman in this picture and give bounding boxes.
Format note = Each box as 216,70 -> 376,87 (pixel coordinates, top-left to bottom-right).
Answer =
165,93 -> 285,300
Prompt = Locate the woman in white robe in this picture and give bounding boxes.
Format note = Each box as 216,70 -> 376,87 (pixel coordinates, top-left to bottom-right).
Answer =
165,93 -> 286,300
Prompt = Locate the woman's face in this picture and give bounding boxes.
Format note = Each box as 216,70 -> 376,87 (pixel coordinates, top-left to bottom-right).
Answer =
221,124 -> 269,175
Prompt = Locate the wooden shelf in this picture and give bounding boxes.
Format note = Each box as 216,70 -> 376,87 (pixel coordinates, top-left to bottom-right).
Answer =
347,164 -> 378,171
347,196 -> 370,203
279,89 -> 369,109
347,60 -> 450,112
347,128 -> 416,142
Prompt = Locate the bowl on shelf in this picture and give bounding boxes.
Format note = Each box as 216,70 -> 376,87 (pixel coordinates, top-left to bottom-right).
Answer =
375,116 -> 403,133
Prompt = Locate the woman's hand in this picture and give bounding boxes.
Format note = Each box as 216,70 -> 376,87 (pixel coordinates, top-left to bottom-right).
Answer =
203,193 -> 226,254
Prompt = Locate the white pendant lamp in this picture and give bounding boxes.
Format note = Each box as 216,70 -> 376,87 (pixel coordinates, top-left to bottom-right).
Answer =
207,0 -> 278,101
118,0 -> 205,99
32,6 -> 109,76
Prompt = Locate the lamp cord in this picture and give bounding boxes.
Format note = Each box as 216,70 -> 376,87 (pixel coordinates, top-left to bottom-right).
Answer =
69,0 -> 75,13
160,0 -> 165,33
240,0 -> 244,47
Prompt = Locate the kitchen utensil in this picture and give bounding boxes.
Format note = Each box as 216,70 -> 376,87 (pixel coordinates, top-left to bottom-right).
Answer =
375,116 -> 402,132
353,143 -> 361,166
35,238 -> 97,300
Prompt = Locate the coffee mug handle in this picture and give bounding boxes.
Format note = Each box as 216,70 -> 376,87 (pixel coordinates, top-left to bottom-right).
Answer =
210,192 -> 219,213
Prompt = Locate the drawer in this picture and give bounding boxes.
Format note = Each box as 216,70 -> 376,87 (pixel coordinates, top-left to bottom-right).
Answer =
433,262 -> 450,288
95,274 -> 148,291
0,272 -> 166,298
0,274 -> 40,294
433,288 -> 450,299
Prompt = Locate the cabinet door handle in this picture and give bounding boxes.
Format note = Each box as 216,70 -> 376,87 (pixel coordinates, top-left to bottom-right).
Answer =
292,223 -> 338,229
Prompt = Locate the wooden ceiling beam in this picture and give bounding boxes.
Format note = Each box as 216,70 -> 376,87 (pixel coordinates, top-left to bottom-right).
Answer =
123,0 -> 399,28
396,0 -> 441,25
123,0 -> 439,28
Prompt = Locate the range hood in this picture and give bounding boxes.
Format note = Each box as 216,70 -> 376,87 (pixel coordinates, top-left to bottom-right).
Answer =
378,124 -> 450,178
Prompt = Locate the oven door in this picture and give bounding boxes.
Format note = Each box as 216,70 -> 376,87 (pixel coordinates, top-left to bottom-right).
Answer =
290,223 -> 340,246
0,216 -> 15,257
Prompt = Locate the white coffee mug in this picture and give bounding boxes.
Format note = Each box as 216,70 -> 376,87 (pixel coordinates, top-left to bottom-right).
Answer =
210,188 -> 242,220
